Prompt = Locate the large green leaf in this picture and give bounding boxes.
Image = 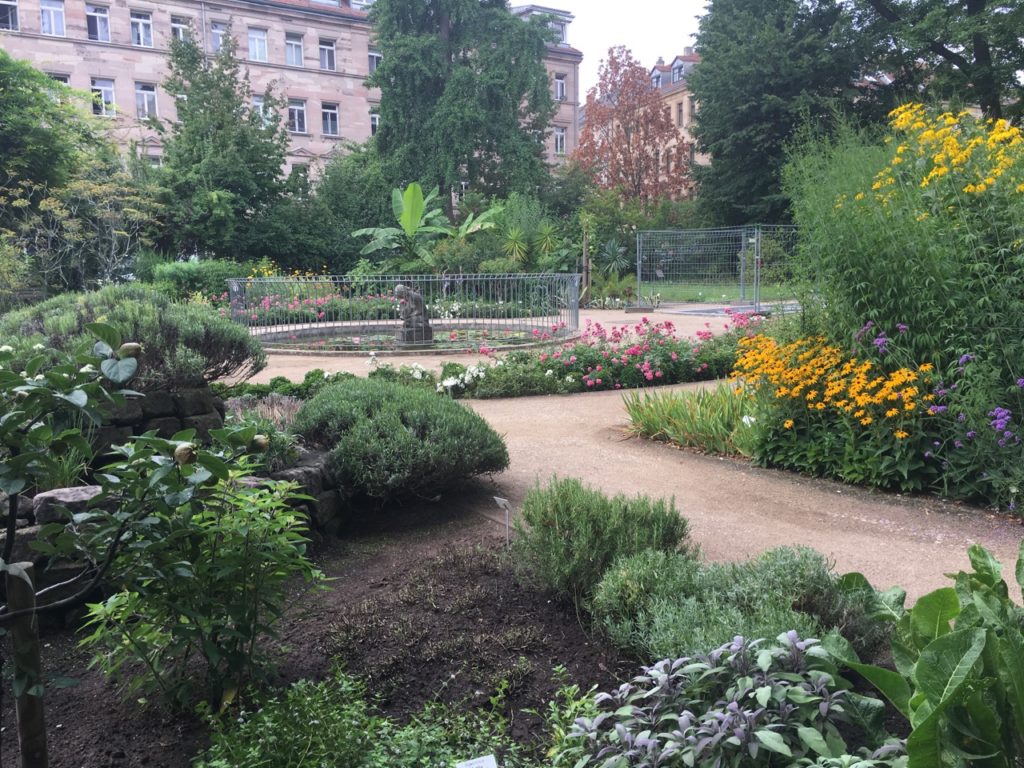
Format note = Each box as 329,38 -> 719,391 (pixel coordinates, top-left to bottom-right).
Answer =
967,544 -> 1003,588
823,633 -> 912,718
399,183 -> 425,239
911,587 -> 960,643
1014,539 -> 1024,593
994,627 -> 1024,751
913,628 -> 986,711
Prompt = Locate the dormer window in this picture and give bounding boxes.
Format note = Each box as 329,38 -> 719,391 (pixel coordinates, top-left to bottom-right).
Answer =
652,73 -> 661,88
672,65 -> 683,83
549,20 -> 566,44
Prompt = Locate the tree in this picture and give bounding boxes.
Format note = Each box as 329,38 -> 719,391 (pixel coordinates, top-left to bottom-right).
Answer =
853,0 -> 1024,121
575,46 -> 692,205
156,30 -> 289,258
367,0 -> 556,213
689,0 -> 867,224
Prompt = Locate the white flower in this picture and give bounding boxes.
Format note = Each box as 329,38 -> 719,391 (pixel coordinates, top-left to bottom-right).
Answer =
0,345 -> 13,354
545,369 -> 554,377
79,364 -> 96,374
442,377 -> 459,388
742,415 -> 757,427
565,375 -> 574,383
412,370 -> 422,380
32,343 -> 45,351
366,353 -> 378,368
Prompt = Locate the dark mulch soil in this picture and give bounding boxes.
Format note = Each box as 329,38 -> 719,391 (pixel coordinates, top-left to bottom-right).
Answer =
1,486 -> 629,767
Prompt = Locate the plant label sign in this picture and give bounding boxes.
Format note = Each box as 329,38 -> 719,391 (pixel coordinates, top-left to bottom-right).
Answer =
456,757 -> 498,768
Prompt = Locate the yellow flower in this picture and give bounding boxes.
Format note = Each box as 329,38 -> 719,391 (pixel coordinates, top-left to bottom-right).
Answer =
894,430 -> 909,439
860,416 -> 873,426
783,419 -> 794,429
885,408 -> 900,418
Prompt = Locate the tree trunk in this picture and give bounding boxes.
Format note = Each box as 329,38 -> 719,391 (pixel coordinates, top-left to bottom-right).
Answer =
7,564 -> 48,768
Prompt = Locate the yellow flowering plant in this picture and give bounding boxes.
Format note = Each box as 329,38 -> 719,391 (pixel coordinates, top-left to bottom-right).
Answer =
732,333 -> 938,491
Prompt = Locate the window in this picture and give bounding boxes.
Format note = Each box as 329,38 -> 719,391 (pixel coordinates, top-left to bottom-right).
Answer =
211,22 -> 227,53
86,4 -> 109,41
554,74 -> 566,102
549,20 -> 565,44
651,73 -> 661,89
145,155 -> 162,167
248,28 -> 268,62
0,0 -> 17,31
131,10 -> 152,47
554,126 -> 566,156
252,95 -> 265,117
672,65 -> 683,83
171,16 -> 189,41
40,0 -> 64,36
91,77 -> 115,117
676,102 -> 683,128
370,111 -> 379,136
285,33 -> 303,66
287,99 -> 307,133
688,96 -> 697,125
48,73 -> 69,84
321,102 -> 339,136
135,82 -> 157,118
368,50 -> 382,73
319,38 -> 335,71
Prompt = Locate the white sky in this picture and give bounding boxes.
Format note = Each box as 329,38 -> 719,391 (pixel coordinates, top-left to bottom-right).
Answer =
550,0 -> 709,95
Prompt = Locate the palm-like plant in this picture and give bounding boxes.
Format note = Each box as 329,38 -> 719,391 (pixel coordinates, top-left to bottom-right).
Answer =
501,226 -> 530,266
352,183 -> 450,264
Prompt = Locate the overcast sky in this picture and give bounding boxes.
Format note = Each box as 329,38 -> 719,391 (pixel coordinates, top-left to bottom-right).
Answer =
549,0 -> 709,95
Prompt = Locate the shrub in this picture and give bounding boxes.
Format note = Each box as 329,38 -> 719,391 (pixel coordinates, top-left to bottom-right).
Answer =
553,634 -> 903,768
0,284 -> 265,391
367,360 -> 437,389
224,398 -> 301,473
292,378 -> 508,504
212,368 -> 355,401
151,259 -> 247,301
591,547 -> 889,661
78,431 -> 324,708
514,477 -> 692,606
196,669 -> 530,768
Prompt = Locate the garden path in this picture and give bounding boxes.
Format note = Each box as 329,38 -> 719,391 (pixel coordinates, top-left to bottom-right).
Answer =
254,309 -> 1024,600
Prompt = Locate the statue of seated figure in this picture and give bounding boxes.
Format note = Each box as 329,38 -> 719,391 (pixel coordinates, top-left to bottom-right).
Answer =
395,283 -> 433,345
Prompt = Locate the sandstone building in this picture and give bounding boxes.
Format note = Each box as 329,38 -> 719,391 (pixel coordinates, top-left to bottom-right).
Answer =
0,0 -> 581,171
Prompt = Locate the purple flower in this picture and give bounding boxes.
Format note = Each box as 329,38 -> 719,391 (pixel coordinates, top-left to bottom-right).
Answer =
966,430 -> 977,440
928,405 -> 948,414
989,407 -> 1013,432
896,323 -> 909,334
854,321 -> 875,342
1017,378 -> 1024,389
954,440 -> 963,448
957,412 -> 966,422
958,353 -> 974,367
924,451 -> 933,458
872,334 -> 889,354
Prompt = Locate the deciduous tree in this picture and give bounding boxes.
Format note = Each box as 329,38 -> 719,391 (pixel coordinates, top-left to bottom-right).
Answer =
367,0 -> 555,214
575,46 -> 692,205
689,0 -> 866,224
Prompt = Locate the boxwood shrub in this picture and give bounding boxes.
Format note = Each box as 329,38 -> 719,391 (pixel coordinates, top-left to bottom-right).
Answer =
292,379 -> 509,504
0,284 -> 266,390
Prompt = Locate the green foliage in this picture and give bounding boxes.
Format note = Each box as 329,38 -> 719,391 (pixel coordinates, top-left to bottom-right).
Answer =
0,50 -> 98,233
689,0 -> 869,224
826,541 -> 1024,768
0,284 -> 266,391
592,547 -> 888,661
152,260 -> 247,301
514,477 -> 692,607
156,31 -> 289,259
367,360 -> 436,389
369,0 -> 555,200
223,402 -> 301,473
79,431 -> 324,709
624,383 -> 759,457
196,669 -> 530,768
352,183 -> 451,266
292,378 -> 509,504
554,634 -> 903,768
471,355 -> 583,398
212,369 -> 355,401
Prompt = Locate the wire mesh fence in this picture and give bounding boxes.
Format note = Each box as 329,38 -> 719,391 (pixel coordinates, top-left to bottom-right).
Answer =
636,225 -> 798,311
225,273 -> 581,352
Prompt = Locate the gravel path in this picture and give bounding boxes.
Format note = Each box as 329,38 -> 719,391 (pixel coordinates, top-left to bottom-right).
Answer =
253,308 -> 1024,599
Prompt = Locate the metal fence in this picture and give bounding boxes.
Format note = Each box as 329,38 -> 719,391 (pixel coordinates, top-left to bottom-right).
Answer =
226,273 -> 581,352
636,225 -> 798,311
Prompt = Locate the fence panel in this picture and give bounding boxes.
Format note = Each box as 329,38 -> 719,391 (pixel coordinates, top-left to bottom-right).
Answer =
636,225 -> 798,311
226,273 -> 580,352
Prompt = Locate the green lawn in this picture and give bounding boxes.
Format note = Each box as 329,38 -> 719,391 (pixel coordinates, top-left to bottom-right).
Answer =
639,281 -> 797,304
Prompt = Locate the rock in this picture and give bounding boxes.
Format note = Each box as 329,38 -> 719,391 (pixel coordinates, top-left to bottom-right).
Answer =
173,388 -> 219,417
0,525 -> 45,564
94,425 -> 133,456
182,412 -> 224,442
33,486 -> 104,524
106,398 -> 144,426
312,490 -> 343,534
140,391 -> 176,418
270,463 -> 325,499
143,416 -> 183,439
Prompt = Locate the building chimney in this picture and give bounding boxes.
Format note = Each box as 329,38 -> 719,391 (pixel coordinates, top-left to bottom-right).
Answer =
683,46 -> 694,56
656,56 -> 664,66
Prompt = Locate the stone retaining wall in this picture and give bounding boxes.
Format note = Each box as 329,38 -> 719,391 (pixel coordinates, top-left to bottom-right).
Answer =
95,386 -> 226,453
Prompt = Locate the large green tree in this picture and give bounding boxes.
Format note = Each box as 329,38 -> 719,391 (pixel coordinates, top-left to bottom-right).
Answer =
367,0 -> 556,213
853,0 -> 1024,121
689,0 -> 868,224
157,30 -> 289,258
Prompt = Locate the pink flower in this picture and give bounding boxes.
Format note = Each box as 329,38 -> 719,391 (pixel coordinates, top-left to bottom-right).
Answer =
586,379 -> 595,387
569,355 -> 577,363
655,371 -> 663,378
670,352 -> 678,361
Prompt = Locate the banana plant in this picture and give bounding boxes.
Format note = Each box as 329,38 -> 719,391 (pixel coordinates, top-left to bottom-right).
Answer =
825,541 -> 1024,768
352,183 -> 450,264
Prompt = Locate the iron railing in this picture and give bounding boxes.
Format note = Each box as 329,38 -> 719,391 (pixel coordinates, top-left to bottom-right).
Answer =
636,225 -> 798,312
226,273 -> 581,352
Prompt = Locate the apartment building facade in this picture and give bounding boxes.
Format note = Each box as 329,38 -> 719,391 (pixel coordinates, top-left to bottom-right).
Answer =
0,0 -> 580,170
650,48 -> 706,196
